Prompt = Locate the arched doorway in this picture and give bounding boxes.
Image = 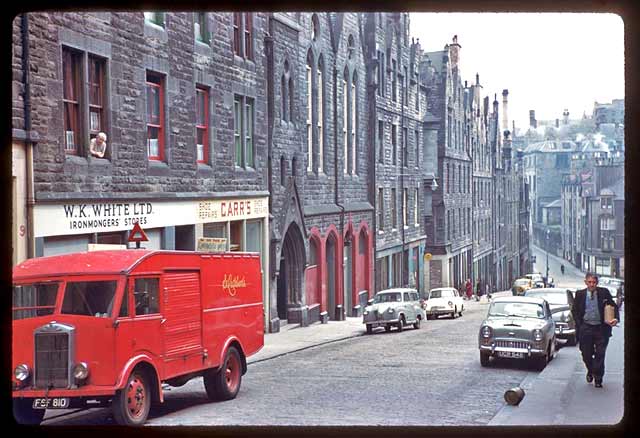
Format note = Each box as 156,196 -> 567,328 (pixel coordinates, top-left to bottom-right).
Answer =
343,235 -> 353,316
326,234 -> 337,320
277,223 -> 305,323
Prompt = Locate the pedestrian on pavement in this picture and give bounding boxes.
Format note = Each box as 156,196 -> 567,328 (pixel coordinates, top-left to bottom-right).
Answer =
561,264 -> 565,275
465,279 -> 473,301
572,272 -> 619,388
475,281 -> 482,301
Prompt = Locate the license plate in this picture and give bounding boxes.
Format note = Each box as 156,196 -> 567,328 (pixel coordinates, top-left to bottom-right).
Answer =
32,397 -> 70,409
497,351 -> 524,359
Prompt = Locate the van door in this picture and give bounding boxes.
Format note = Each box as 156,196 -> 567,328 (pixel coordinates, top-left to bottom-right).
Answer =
162,271 -> 203,377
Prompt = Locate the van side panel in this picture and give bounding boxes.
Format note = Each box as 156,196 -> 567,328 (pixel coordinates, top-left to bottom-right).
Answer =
162,270 -> 204,378
201,255 -> 264,368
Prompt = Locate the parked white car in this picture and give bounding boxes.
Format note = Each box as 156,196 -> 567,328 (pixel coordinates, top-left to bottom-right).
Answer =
425,287 -> 464,319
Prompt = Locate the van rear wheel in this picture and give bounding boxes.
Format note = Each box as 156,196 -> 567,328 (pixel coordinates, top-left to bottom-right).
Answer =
113,369 -> 151,426
204,346 -> 242,401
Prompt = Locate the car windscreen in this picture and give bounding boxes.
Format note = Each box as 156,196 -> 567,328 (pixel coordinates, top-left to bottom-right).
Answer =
374,292 -> 401,303
61,280 -> 118,318
12,282 -> 59,320
489,301 -> 545,319
524,291 -> 567,305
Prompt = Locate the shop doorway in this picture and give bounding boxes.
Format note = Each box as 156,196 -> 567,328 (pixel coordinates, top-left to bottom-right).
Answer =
277,223 -> 305,323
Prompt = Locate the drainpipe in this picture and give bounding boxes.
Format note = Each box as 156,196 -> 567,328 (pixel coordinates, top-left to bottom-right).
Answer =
264,16 -> 275,331
22,13 -> 36,259
400,58 -> 406,287
334,61 -> 346,319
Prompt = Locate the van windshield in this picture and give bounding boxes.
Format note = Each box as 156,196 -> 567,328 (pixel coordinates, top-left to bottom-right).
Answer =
12,282 -> 59,320
61,280 -> 118,318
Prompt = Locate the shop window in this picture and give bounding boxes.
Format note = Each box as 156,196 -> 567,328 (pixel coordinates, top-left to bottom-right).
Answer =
146,72 -> 165,161
246,220 -> 262,254
230,221 -> 243,251
133,278 -> 160,315
203,222 -> 226,238
196,86 -> 210,164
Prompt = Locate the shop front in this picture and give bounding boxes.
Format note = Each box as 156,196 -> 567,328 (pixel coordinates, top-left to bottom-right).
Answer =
32,196 -> 270,329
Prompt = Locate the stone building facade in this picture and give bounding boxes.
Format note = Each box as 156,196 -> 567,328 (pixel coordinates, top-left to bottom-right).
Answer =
265,12 -> 374,331
363,13 -> 432,295
421,36 -> 473,291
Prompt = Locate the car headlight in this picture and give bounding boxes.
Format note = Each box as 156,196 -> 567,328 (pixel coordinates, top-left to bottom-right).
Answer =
448,301 -> 453,307
14,364 -> 30,382
387,308 -> 395,314
533,329 -> 543,341
481,326 -> 492,338
73,362 -> 90,381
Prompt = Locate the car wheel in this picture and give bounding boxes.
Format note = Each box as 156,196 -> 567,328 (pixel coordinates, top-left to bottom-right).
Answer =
384,325 -> 392,332
451,307 -> 457,319
204,346 -> 242,401
413,317 -> 421,329
13,399 -> 45,425
397,316 -> 405,332
113,369 -> 152,426
533,347 -> 549,371
480,351 -> 491,367
366,324 -> 373,335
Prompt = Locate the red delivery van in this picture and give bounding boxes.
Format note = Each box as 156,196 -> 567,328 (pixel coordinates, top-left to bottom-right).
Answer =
12,250 -> 264,425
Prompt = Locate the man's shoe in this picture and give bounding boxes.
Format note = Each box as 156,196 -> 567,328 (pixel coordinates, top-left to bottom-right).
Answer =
595,381 -> 603,388
586,373 -> 594,383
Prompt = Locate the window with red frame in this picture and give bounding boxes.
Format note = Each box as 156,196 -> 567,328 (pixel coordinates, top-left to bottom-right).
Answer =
146,72 -> 165,161
196,86 -> 209,164
63,48 -> 81,154
88,55 -> 106,141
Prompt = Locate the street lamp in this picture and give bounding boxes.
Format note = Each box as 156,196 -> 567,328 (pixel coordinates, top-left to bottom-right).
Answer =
545,229 -> 550,286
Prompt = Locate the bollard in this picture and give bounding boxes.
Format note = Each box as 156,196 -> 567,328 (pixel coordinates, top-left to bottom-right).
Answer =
504,387 -> 525,406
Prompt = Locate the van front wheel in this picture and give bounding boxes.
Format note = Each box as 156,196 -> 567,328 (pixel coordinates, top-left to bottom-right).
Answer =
113,369 -> 151,426
204,346 -> 242,401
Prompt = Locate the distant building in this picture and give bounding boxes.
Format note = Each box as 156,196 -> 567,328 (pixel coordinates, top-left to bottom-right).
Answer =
593,99 -> 624,129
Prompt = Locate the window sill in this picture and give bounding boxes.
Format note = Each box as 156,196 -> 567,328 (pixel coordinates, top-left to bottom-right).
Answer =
148,159 -> 170,177
88,156 -> 112,166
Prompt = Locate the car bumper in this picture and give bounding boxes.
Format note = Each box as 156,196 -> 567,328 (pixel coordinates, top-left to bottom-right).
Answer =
364,319 -> 400,327
426,308 -> 454,315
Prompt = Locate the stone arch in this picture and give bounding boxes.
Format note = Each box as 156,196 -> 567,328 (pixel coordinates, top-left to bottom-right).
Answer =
276,222 -> 306,322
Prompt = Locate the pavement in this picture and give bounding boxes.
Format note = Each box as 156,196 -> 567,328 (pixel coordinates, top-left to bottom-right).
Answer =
247,290 -> 625,427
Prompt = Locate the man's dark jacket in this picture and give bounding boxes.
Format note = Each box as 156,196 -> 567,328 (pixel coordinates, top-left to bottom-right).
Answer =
572,286 -> 620,339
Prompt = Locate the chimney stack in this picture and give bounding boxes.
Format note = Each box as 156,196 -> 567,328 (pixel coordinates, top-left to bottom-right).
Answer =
502,89 -> 509,134
556,118 -> 559,128
448,35 -> 461,70
529,110 -> 537,129
563,109 -> 570,125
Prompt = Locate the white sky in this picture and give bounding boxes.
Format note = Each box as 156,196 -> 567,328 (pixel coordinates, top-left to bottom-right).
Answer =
410,13 -> 625,132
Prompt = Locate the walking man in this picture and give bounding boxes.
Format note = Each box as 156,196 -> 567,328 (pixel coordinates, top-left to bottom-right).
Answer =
572,272 -> 619,388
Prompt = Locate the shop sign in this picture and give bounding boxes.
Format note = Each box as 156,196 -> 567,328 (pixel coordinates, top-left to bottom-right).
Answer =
34,197 -> 269,238
197,237 -> 227,252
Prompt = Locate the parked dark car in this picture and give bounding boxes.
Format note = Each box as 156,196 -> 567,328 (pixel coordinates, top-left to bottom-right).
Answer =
524,288 -> 576,346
